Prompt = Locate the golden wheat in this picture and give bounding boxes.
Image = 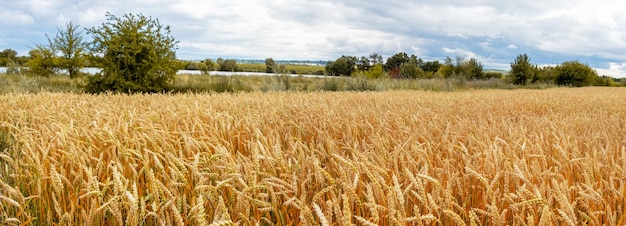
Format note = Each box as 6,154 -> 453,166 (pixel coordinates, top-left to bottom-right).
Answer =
0,87 -> 625,225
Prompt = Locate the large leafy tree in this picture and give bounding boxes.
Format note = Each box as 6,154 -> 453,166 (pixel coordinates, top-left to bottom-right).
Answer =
54,22 -> 87,79
86,13 -> 179,93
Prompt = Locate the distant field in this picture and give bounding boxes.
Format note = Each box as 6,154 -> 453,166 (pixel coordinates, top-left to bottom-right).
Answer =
1,87 -> 625,225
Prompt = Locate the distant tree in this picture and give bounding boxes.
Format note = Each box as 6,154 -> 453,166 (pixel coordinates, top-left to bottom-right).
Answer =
357,56 -> 371,71
452,56 -> 467,76
420,60 -> 441,74
5,59 -> 22,75
0,49 -> 18,66
27,44 -> 59,77
554,61 -> 598,87
483,71 -> 503,79
85,12 -> 179,93
466,58 -> 484,79
218,59 -> 238,71
384,52 -> 410,72
399,57 -> 423,79
202,59 -> 218,71
531,66 -> 558,84
438,57 -> 454,78
510,53 -> 535,85
325,55 -> 356,76
197,63 -> 209,74
53,22 -> 87,79
594,75 -> 617,86
265,58 -> 276,73
369,53 -> 383,65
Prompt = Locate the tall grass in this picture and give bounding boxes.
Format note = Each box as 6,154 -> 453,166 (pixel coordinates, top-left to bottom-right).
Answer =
1,88 -> 625,225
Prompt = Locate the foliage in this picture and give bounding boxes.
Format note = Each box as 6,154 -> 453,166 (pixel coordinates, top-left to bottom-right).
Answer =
5,59 -> 22,75
85,12 -> 179,93
554,61 -> 598,87
594,75 -> 618,86
465,58 -> 484,79
26,44 -> 59,77
384,52 -> 410,72
325,55 -> 356,76
361,64 -> 385,79
399,57 -> 424,79
438,57 -> 455,78
509,53 -> 536,85
216,58 -> 238,72
0,49 -> 18,66
265,58 -> 276,73
357,56 -> 371,71
438,56 -> 485,80
483,71 -> 503,80
419,60 -> 442,74
203,59 -> 217,72
53,22 -> 87,79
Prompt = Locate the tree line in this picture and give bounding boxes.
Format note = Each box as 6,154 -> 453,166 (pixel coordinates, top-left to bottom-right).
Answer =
1,12 -> 623,94
324,52 -> 621,87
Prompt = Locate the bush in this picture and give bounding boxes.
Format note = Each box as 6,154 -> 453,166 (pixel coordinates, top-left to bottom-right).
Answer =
85,13 -> 178,93
554,61 -> 598,87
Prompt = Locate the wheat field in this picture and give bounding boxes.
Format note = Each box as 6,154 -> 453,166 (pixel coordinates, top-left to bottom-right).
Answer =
1,87 -> 625,225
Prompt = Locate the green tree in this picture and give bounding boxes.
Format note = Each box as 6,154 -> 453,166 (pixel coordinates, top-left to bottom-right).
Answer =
438,57 -> 454,78
325,55 -> 356,76
510,53 -> 535,85
265,58 -> 276,73
0,49 -> 18,66
399,57 -> 423,79
203,59 -> 216,72
85,13 -> 179,93
554,61 -> 598,87
369,53 -> 383,65
357,56 -> 371,71
27,44 -> 59,77
384,52 -> 410,72
54,22 -> 87,79
420,60 -> 441,74
535,66 -> 557,83
466,58 -> 484,79
218,59 -> 238,71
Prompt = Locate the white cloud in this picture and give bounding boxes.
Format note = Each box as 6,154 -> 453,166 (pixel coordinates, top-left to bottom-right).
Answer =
596,62 -> 626,78
0,9 -> 35,26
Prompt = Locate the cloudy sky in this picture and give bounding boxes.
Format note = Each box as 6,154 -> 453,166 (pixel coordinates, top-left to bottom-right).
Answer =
2,0 -> 626,77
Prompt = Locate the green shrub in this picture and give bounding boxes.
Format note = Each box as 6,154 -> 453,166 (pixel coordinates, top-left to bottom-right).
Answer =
85,13 -> 178,93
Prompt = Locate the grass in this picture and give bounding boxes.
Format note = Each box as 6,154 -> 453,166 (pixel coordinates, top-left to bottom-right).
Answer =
1,87 -> 625,225
2,72 -> 556,94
